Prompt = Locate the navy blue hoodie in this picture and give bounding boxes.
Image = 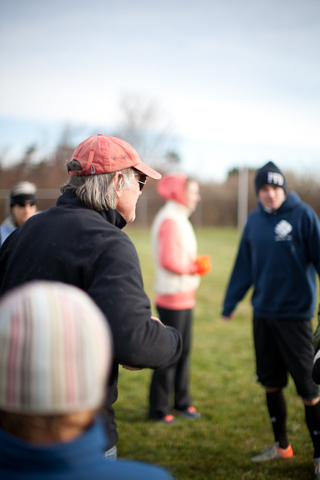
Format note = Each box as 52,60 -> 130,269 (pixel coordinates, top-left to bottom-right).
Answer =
222,192 -> 320,319
0,416 -> 173,480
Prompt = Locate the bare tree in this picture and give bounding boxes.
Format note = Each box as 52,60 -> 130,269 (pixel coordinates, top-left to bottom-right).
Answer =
51,124 -> 87,170
113,92 -> 181,173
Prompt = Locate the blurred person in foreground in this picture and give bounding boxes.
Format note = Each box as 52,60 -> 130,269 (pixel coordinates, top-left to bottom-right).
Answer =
0,134 -> 182,459
0,181 -> 38,245
0,281 -> 174,480
222,161 -> 320,479
149,173 -> 211,424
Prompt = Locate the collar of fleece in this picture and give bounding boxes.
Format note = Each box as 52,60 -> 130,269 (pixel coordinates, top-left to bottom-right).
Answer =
157,174 -> 187,205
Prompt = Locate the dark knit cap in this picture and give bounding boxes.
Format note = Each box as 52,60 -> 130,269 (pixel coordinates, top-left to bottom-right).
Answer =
254,161 -> 286,194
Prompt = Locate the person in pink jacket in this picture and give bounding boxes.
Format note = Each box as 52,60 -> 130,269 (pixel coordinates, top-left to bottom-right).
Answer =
149,173 -> 211,424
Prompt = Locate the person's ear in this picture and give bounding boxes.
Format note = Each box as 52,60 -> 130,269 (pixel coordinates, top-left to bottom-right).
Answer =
113,173 -> 122,199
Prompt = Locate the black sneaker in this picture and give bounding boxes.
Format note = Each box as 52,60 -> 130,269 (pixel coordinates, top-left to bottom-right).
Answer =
173,406 -> 201,420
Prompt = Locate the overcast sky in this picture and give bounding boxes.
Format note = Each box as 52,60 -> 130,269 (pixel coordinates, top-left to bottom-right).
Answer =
0,0 -> 319,182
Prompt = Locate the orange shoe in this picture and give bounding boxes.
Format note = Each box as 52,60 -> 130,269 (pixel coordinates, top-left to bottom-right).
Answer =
172,406 -> 201,420
250,443 -> 294,462
278,444 -> 294,459
150,414 -> 176,424
162,414 -> 176,424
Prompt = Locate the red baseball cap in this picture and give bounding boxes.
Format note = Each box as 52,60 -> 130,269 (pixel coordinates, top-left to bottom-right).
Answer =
69,134 -> 161,179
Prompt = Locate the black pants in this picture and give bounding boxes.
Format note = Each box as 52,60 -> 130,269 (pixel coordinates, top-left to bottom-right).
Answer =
254,316 -> 318,398
149,306 -> 193,419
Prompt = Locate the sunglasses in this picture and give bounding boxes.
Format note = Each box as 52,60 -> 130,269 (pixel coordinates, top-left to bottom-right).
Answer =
14,201 -> 36,208
134,173 -> 147,191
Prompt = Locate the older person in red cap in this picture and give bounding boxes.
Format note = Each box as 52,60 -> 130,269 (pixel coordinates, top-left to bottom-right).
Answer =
148,173 -> 211,424
0,134 -> 182,459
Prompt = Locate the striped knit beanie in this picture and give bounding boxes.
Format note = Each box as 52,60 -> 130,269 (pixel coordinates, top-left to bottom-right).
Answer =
0,281 -> 112,414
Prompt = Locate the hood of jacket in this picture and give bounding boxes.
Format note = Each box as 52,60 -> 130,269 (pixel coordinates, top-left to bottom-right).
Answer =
157,173 -> 187,206
258,191 -> 301,215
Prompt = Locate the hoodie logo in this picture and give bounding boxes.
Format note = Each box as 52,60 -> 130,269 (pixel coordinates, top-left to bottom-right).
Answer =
274,220 -> 292,241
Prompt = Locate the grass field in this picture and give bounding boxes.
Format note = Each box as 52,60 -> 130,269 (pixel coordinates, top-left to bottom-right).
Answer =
116,226 -> 318,480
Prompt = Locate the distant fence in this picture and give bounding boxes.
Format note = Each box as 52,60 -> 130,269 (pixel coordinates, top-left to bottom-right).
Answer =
0,189 -> 239,228
134,191 -> 239,228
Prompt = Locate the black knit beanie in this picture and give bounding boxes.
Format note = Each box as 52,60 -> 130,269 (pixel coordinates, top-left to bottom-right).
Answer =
254,161 -> 286,195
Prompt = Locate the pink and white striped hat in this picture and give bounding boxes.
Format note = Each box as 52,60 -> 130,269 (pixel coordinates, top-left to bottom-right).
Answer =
0,281 -> 112,414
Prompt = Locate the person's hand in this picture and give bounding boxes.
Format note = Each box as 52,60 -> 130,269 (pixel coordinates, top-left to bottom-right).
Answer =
121,317 -> 165,371
151,316 -> 165,326
313,350 -> 320,384
313,321 -> 320,351
195,254 -> 212,276
221,313 -> 235,322
121,365 -> 143,371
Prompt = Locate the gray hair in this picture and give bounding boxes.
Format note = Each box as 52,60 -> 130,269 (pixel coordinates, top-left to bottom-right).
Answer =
60,160 -> 136,211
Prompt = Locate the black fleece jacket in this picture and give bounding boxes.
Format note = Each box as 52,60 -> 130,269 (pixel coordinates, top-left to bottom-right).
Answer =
0,190 -> 182,447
